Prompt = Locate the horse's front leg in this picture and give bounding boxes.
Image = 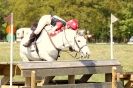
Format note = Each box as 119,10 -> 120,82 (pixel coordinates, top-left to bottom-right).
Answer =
20,52 -> 29,61
40,52 -> 57,61
38,53 -> 57,85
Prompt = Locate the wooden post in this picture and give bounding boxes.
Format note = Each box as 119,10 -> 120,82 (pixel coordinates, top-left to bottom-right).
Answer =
105,73 -> 112,82
68,75 -> 75,84
130,74 -> 133,87
25,77 -> 31,87
31,71 -> 36,88
112,66 -> 117,88
0,80 -> 1,88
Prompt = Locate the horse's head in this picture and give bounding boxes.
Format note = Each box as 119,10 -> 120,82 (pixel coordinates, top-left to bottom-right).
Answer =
68,32 -> 91,58
65,20 -> 90,58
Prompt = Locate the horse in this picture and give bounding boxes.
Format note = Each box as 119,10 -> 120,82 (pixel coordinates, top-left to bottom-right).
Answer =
20,26 -> 90,62
20,25 -> 91,84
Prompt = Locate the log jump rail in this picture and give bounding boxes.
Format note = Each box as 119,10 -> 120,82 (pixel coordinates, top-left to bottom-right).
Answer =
17,59 -> 123,88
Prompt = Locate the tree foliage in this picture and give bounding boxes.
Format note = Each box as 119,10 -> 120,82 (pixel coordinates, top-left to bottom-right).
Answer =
0,0 -> 133,42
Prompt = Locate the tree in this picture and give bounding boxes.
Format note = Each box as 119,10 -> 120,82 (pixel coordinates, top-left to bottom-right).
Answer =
0,0 -> 133,42
0,0 -> 9,40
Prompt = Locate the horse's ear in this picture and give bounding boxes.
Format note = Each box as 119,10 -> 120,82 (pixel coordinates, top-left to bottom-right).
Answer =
84,35 -> 88,39
77,30 -> 85,36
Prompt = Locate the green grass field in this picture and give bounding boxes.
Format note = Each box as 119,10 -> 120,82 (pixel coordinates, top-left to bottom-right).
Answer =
0,42 -> 133,82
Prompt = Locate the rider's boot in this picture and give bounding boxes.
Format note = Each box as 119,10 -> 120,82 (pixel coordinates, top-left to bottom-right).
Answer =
23,32 -> 36,47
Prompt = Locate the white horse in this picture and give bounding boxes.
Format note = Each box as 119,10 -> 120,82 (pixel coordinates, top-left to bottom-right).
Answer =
20,26 -> 90,62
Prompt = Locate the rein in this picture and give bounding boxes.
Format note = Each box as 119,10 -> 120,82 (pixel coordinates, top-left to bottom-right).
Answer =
33,27 -> 61,59
60,30 -> 87,59
74,36 -> 87,52
48,29 -> 78,58
45,29 -> 61,57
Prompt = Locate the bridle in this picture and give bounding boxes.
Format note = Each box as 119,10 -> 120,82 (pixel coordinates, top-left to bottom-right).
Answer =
62,30 -> 88,58
45,29 -> 61,54
73,36 -> 88,53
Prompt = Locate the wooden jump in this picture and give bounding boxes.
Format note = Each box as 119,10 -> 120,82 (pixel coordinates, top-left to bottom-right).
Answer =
0,62 -> 21,86
117,72 -> 133,88
17,59 -> 123,88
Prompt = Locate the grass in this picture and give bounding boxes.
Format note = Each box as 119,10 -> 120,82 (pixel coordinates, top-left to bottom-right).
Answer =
0,42 -> 133,82
91,44 -> 133,72
0,42 -> 20,62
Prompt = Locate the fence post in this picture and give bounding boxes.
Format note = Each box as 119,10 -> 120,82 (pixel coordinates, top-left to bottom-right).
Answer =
31,70 -> 36,88
68,75 -> 75,84
112,66 -> 117,88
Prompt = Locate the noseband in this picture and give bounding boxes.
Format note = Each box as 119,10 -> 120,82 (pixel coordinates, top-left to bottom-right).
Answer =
74,36 -> 87,52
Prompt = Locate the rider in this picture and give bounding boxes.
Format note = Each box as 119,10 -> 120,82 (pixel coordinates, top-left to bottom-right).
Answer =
49,19 -> 79,36
23,15 -> 66,47
66,19 -> 78,30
